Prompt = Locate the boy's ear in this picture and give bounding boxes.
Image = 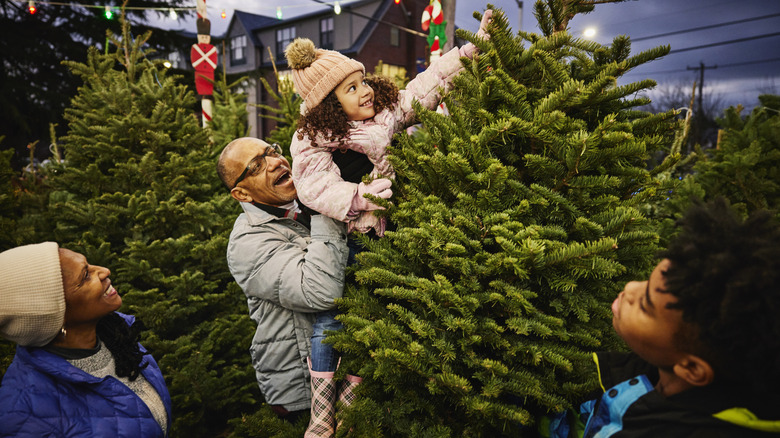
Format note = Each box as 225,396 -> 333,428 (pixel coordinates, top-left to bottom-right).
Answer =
672,354 -> 714,387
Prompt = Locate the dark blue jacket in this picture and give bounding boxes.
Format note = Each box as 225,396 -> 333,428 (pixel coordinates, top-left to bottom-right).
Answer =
0,313 -> 171,437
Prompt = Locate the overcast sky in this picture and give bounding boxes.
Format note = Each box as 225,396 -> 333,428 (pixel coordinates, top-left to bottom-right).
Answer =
161,0 -> 780,110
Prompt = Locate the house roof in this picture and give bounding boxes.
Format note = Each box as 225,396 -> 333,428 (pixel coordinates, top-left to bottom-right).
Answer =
232,10 -> 279,47
228,0 -> 392,69
344,0 -> 391,56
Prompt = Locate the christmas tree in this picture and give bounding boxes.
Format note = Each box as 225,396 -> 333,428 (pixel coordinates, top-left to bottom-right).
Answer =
42,12 -> 257,436
257,73 -> 302,155
330,2 -> 679,436
690,95 -> 780,217
646,94 -> 780,245
209,72 -> 251,152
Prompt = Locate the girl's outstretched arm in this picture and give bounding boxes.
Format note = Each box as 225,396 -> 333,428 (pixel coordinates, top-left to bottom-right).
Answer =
388,9 -> 493,131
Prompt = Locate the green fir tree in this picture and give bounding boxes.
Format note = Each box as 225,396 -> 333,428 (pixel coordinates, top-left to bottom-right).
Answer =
329,2 -> 680,436
0,132 -> 58,252
648,94 -> 780,244
0,143 -> 19,376
691,95 -> 780,217
257,73 -> 302,157
41,12 -> 258,436
209,72 -> 251,152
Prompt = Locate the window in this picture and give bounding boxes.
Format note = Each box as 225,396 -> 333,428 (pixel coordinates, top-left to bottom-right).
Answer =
165,51 -> 182,69
390,27 -> 400,47
231,35 -> 247,64
278,70 -> 294,86
276,27 -> 296,60
278,70 -> 296,94
379,63 -> 407,82
320,17 -> 334,50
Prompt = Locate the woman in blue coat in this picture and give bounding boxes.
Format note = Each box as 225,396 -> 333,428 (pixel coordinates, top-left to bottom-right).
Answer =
0,242 -> 172,437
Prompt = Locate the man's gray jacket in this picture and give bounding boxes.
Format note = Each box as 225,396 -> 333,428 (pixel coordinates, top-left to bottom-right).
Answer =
227,201 -> 348,412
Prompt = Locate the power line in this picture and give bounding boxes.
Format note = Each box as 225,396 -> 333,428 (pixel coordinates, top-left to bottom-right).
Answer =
625,67 -> 688,76
599,0 -> 735,28
669,31 -> 780,54
631,12 -> 780,42
716,57 -> 780,70
718,87 -> 779,97
623,57 -> 780,77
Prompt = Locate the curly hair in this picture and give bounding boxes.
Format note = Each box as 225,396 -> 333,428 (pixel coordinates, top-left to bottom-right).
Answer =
97,312 -> 149,381
296,75 -> 400,147
661,198 -> 780,393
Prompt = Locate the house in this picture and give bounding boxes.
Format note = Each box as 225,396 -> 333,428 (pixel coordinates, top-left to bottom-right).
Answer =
223,0 -> 430,139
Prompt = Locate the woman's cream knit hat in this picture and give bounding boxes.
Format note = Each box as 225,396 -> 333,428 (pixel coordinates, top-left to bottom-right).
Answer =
285,38 -> 365,115
0,242 -> 65,346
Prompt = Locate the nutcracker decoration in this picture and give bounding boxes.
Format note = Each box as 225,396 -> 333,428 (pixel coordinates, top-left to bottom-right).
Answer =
429,35 -> 441,63
421,0 -> 446,62
190,0 -> 217,126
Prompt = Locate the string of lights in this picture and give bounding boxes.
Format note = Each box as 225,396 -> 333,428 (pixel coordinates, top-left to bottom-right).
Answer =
13,0 -> 195,12
13,0 -> 198,19
308,0 -> 428,38
11,0 -> 339,15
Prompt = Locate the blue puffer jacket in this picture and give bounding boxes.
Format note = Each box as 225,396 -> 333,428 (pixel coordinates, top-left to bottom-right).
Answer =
0,313 -> 172,437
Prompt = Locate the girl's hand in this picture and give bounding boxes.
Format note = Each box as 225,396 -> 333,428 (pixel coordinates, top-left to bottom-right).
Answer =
352,179 -> 393,212
477,9 -> 493,40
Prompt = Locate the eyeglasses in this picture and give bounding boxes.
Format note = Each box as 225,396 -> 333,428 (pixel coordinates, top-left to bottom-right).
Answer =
232,143 -> 283,189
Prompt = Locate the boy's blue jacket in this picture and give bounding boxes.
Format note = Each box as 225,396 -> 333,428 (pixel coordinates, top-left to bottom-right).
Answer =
0,313 -> 171,437
542,352 -> 780,438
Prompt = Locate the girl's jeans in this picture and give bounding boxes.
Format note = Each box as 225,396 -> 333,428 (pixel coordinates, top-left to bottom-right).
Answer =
310,309 -> 343,372
309,235 -> 364,372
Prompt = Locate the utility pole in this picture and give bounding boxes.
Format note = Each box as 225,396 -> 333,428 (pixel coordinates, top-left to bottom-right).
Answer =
515,0 -> 523,31
687,62 -> 718,120
687,61 -> 718,149
443,0 -> 456,52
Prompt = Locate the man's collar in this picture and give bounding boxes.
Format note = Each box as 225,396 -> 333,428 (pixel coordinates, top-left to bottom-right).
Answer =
243,200 -> 312,230
249,200 -> 299,217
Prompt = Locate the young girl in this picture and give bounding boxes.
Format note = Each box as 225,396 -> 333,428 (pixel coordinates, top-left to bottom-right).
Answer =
287,10 -> 492,237
285,10 -> 491,437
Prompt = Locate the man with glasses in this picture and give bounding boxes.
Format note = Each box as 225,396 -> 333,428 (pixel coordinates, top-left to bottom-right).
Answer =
217,137 -> 349,421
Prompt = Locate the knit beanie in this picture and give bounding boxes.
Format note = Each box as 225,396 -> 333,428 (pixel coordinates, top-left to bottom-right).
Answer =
285,38 -> 365,115
0,242 -> 65,346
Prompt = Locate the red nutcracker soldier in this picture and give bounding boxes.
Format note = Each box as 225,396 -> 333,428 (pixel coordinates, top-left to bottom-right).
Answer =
191,19 -> 217,96
191,0 -> 216,126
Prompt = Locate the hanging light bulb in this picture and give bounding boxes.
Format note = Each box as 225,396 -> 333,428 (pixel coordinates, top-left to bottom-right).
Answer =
334,1 -> 341,14
104,6 -> 113,19
28,0 -> 37,14
221,9 -> 226,19
169,8 -> 177,20
276,6 -> 282,20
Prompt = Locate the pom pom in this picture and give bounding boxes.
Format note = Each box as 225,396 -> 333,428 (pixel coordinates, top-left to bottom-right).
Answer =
285,38 -> 317,69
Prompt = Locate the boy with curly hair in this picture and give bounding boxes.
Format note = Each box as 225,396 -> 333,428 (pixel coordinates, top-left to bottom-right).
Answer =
543,198 -> 780,437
